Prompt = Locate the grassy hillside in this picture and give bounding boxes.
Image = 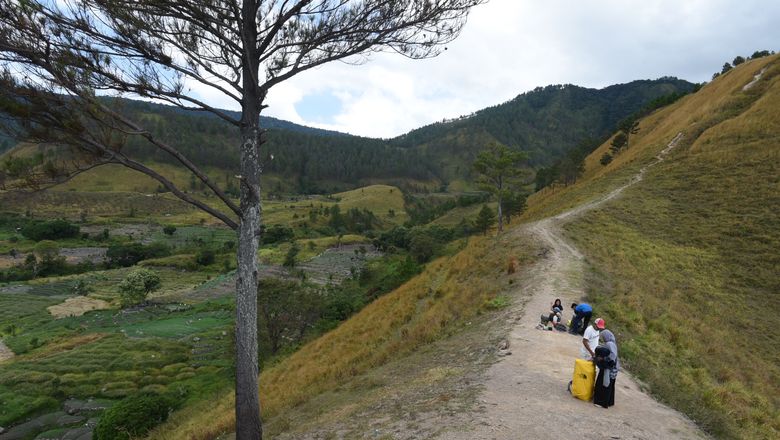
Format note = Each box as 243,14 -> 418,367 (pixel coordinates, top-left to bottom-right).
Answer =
521,54 -> 780,439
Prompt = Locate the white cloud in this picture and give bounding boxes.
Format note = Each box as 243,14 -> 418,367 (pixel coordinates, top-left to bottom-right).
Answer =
257,0 -> 779,137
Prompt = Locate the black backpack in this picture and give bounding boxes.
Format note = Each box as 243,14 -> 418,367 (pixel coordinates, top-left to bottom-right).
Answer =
594,345 -> 613,369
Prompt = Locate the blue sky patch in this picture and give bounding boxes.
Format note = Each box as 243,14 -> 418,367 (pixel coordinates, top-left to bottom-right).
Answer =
295,90 -> 342,124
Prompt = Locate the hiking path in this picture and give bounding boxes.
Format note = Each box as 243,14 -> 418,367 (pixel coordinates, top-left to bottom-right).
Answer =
438,133 -> 709,440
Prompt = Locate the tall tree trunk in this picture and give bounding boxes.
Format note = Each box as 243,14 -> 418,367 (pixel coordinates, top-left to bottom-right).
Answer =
236,1 -> 262,438
235,124 -> 263,439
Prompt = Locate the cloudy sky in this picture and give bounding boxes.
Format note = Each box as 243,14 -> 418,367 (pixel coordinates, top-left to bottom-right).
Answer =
202,0 -> 780,139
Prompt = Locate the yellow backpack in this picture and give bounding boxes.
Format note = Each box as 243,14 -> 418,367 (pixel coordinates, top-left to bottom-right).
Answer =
569,358 -> 596,401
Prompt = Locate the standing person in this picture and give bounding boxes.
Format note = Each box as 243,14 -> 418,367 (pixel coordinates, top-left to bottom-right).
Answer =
594,329 -> 620,408
570,302 -> 593,335
581,318 -> 605,360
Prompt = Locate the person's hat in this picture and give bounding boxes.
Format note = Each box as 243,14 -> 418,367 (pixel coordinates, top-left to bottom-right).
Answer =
594,318 -> 605,329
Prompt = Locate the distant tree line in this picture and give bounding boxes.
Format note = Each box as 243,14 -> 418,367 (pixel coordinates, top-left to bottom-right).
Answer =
117,100 -> 437,193
712,50 -> 775,80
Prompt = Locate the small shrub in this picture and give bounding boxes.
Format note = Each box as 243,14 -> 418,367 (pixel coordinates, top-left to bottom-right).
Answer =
93,392 -> 181,440
21,219 -> 80,241
262,224 -> 294,244
283,243 -> 300,268
195,248 -> 216,266
162,225 -> 177,236
118,269 -> 161,307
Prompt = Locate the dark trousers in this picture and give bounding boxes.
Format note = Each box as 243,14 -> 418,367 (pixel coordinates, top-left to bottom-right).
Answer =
571,311 -> 592,335
594,369 -> 616,407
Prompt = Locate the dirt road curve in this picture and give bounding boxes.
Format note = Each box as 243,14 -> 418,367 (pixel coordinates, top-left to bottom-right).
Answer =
439,133 -> 708,440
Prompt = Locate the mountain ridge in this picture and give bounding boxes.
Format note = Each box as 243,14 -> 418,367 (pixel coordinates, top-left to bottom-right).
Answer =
1,77 -> 696,194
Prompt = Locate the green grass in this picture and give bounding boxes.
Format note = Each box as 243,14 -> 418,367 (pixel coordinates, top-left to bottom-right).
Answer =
0,298 -> 234,427
121,310 -> 232,339
150,226 -> 237,250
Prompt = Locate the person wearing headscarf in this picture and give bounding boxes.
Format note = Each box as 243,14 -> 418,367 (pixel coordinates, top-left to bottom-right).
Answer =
593,329 -> 620,408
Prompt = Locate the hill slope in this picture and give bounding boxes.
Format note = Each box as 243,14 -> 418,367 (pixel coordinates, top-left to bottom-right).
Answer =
521,54 -> 780,439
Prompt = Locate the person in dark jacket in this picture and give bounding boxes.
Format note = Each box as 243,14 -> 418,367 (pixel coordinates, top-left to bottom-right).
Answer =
593,329 -> 620,408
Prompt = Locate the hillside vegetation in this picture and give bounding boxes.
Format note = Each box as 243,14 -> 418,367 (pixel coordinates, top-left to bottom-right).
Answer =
146,227 -> 537,439
392,78 -> 696,172
522,54 -> 780,439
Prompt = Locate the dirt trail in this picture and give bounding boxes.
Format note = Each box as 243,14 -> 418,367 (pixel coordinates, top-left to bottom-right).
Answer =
0,339 -> 13,363
439,133 -> 708,440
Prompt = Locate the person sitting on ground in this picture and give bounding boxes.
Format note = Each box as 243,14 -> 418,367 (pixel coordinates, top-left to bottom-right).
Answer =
547,298 -> 563,328
569,302 -> 593,335
581,317 -> 605,360
537,305 -> 566,332
546,307 -> 564,331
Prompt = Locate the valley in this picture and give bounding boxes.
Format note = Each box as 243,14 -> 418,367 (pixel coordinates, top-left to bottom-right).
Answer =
0,36 -> 777,440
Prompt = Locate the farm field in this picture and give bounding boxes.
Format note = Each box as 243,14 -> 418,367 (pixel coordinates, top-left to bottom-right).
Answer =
0,179 -> 489,439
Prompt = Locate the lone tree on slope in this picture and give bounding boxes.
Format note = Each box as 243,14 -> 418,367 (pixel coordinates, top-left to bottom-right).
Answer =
473,142 -> 531,233
0,1 -> 486,437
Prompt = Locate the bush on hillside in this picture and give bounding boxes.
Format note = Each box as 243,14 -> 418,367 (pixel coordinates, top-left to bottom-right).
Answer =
261,224 -> 294,244
20,219 -> 79,241
194,248 -> 216,266
409,233 -> 436,263
93,392 -> 181,440
474,205 -> 495,235
162,225 -> 177,235
118,269 -> 161,307
373,224 -> 457,262
257,278 -> 322,355
106,242 -> 171,267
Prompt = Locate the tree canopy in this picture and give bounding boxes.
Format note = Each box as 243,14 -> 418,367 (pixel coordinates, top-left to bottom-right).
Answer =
473,142 -> 531,233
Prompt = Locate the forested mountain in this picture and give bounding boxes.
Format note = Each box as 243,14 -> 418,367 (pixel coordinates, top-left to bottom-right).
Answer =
391,78 -> 697,169
3,78 -> 696,193
119,100 -> 436,193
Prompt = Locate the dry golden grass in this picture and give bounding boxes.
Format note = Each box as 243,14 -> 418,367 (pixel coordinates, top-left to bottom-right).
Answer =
46,296 -> 111,318
147,228 -> 536,439
521,54 -> 780,439
524,54 -> 780,222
